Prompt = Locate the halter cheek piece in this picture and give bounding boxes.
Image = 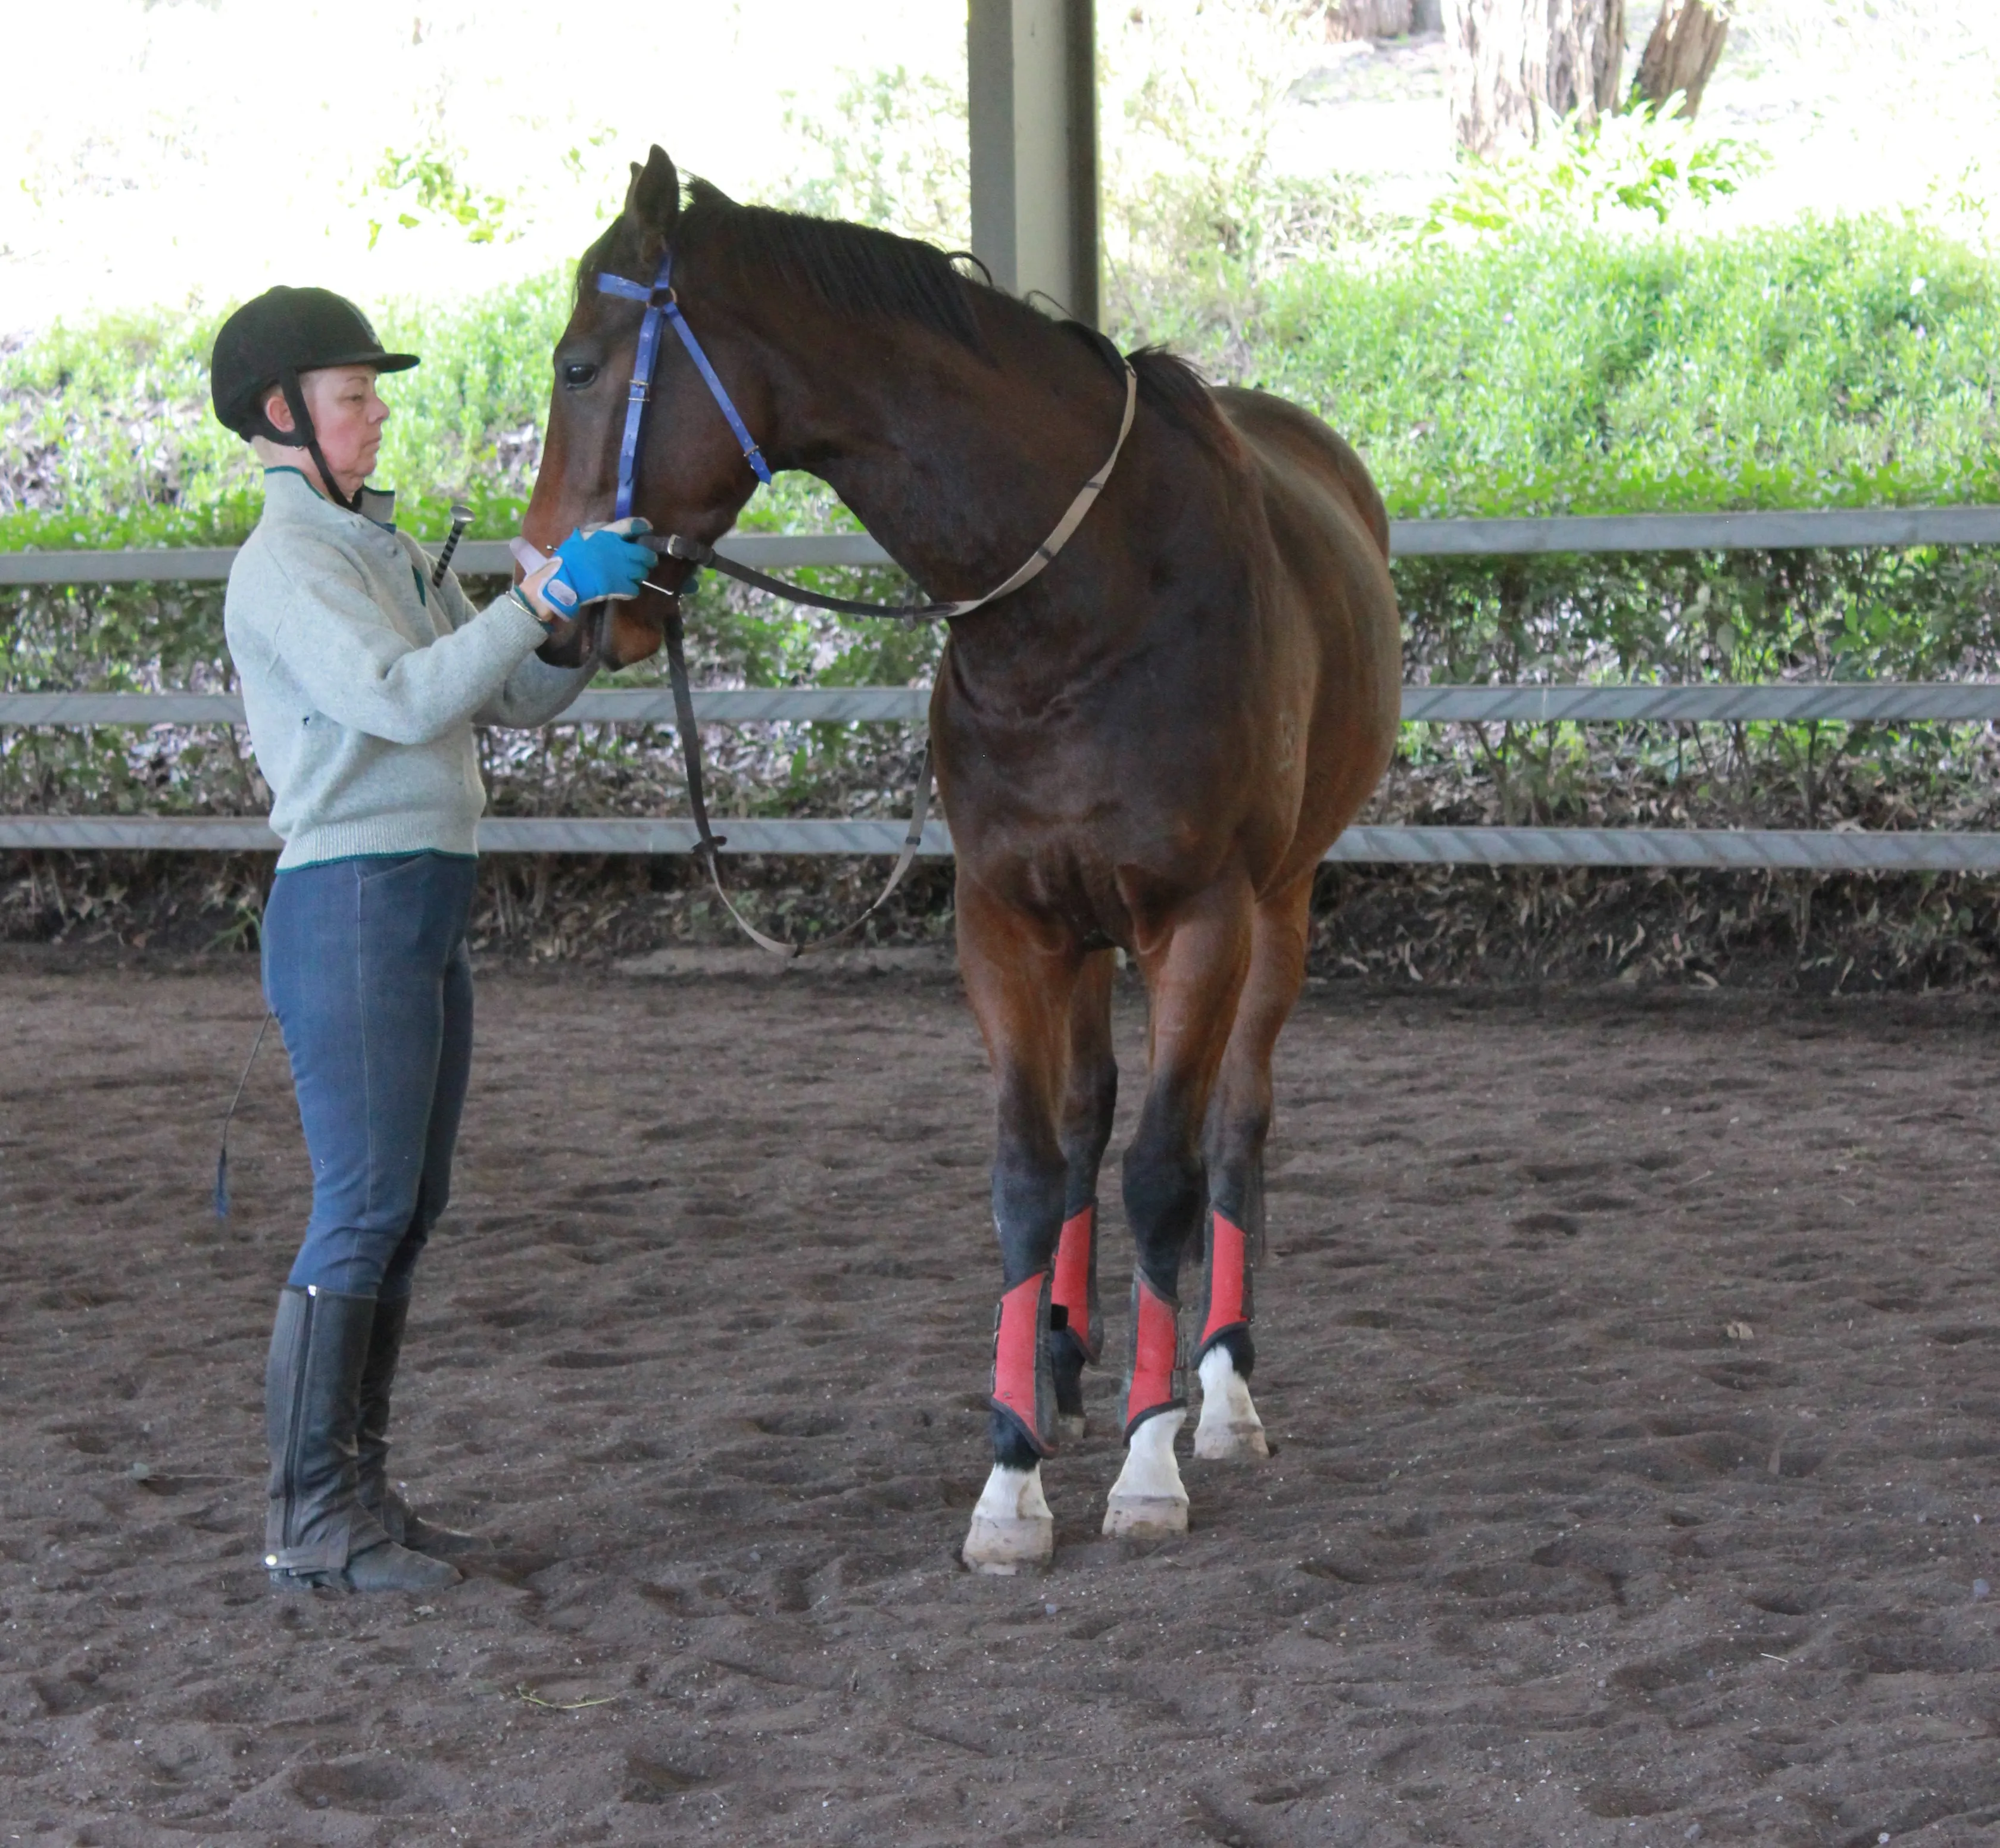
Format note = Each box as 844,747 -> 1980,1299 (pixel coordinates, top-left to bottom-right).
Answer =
595,250 -> 772,523
588,243 -> 1137,959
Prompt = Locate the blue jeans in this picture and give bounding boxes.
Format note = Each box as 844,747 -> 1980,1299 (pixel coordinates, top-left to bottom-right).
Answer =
261,852 -> 478,1301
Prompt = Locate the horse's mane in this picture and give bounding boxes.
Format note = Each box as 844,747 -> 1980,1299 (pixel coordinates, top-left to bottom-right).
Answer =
578,178 -> 984,348
1062,326 -> 1230,452
683,179 -> 988,351
581,177 -> 1232,453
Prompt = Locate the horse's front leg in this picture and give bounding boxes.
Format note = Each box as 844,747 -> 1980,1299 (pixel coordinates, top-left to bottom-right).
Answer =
1193,871 -> 1312,1461
956,877 -> 1085,1575
1050,950 -> 1118,1443
1106,871 -> 1255,1539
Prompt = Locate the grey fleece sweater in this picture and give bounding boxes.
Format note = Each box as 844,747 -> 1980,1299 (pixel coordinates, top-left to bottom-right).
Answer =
224,468 -> 593,870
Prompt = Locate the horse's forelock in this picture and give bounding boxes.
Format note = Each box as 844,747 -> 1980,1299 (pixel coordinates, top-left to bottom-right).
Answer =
573,220 -> 629,307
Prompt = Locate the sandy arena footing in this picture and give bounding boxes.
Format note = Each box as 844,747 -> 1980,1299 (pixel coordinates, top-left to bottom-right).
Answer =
3,959 -> 1998,1843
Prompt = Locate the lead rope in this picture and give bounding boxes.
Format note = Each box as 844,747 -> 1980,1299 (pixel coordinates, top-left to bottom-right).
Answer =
647,360 -> 1136,626
658,592 -> 934,960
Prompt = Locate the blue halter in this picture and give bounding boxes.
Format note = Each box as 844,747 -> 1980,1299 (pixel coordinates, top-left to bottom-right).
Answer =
595,249 -> 773,522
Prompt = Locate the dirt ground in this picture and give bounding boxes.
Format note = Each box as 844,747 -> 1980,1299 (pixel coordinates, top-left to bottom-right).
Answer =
4,953 -> 2000,1847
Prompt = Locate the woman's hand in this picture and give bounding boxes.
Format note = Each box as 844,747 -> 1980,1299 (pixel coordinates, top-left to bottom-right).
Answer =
516,518 -> 654,623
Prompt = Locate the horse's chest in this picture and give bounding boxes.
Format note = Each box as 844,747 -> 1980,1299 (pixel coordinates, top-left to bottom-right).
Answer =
940,722 -> 1237,938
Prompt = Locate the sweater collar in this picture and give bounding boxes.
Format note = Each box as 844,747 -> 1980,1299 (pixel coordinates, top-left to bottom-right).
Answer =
261,466 -> 398,532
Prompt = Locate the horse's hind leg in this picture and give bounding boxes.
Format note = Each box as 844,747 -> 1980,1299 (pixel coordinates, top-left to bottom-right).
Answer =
954,877 -> 1086,1575
1194,870 -> 1313,1462
1104,871 -> 1256,1540
1050,950 -> 1117,1442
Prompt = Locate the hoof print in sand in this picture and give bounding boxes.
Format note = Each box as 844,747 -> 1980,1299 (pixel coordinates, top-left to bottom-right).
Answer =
289,1757 -> 414,1814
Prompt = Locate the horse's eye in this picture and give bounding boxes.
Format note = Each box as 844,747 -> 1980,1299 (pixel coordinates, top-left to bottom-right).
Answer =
561,361 -> 599,389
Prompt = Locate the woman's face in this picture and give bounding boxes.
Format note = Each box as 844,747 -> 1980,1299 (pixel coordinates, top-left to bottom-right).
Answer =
262,365 -> 390,498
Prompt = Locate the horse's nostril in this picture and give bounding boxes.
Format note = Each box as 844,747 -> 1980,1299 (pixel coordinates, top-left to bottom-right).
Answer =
561,362 -> 600,389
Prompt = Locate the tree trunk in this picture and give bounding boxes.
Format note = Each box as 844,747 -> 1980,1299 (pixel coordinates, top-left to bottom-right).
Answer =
1630,0 -> 1729,118
1319,0 -> 1415,39
1446,0 -> 1628,154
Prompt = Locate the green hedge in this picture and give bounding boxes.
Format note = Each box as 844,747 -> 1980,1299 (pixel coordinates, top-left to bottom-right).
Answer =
7,211 -> 2000,966
7,211 -> 1999,552
1159,214 -> 2000,516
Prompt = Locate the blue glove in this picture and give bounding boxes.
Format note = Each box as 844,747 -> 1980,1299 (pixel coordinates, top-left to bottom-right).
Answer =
528,517 -> 654,616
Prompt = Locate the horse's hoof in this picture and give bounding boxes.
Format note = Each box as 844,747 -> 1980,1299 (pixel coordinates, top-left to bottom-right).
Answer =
1194,1346 -> 1269,1461
962,1463 -> 1053,1574
1056,1412 -> 1087,1444
1193,1420 -> 1270,1462
1102,1408 -> 1188,1540
1102,1492 -> 1188,1540
963,1513 -> 1053,1574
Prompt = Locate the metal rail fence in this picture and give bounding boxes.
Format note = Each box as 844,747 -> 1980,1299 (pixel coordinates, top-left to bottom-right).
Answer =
7,506 -> 2000,586
7,509 -> 2000,870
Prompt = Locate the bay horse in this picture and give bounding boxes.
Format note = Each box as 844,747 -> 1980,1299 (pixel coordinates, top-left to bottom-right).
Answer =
524,147 -> 1402,1573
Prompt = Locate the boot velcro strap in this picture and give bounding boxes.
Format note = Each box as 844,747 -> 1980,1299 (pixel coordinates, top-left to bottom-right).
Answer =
1199,1208 -> 1255,1351
1052,1201 -> 1103,1363
989,1270 -> 1056,1454
1122,1272 -> 1185,1437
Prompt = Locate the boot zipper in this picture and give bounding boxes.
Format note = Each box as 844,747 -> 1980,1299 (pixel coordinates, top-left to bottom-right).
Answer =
280,1287 -> 316,1559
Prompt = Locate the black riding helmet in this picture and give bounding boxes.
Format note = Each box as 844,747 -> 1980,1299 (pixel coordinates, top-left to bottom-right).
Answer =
210,287 -> 419,511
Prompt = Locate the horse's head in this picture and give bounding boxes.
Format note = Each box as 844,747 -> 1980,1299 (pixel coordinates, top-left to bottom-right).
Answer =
525,145 -> 769,669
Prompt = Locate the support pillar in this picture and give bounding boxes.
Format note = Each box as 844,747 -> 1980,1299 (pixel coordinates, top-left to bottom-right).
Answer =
967,0 -> 1099,327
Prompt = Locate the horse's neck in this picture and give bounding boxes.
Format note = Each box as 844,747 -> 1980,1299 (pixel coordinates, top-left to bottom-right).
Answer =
779,316 -> 1127,626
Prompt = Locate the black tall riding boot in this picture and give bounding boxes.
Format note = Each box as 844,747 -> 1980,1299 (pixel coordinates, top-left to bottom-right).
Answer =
264,1286 -> 460,1593
355,1293 -> 481,1559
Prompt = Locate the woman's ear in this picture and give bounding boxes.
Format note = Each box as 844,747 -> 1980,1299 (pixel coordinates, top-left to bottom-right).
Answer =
263,385 -> 295,434
622,145 -> 682,264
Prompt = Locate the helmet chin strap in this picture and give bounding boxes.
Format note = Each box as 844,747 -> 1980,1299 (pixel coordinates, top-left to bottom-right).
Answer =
271,367 -> 365,514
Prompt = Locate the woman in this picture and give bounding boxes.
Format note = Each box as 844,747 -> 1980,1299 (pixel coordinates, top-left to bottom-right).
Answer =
211,285 -> 651,1593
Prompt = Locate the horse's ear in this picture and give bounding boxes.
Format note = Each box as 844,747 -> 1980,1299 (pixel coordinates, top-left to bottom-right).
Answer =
622,146 -> 682,260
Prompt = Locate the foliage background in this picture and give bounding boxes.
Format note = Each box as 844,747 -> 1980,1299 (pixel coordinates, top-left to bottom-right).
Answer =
7,7 -> 2000,983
